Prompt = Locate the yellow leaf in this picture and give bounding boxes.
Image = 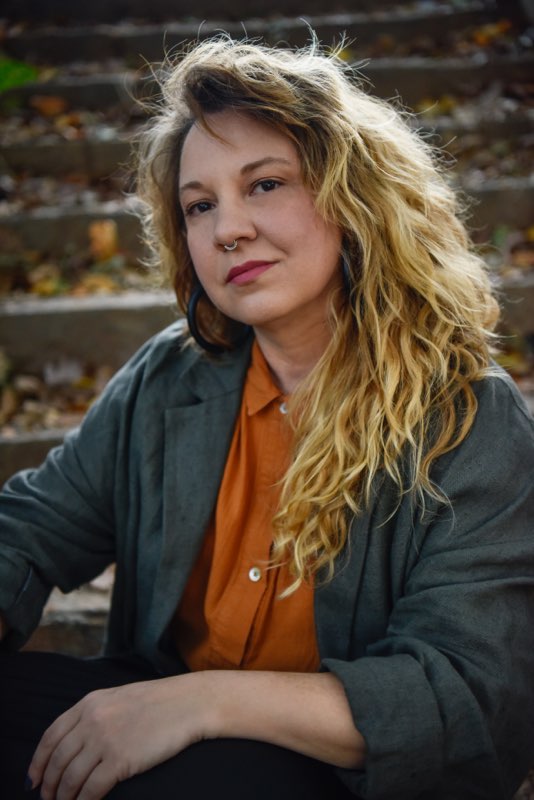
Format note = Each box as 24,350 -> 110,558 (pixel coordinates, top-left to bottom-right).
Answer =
89,220 -> 119,262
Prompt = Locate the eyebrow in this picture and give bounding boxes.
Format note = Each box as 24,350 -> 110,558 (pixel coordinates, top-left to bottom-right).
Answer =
178,156 -> 293,195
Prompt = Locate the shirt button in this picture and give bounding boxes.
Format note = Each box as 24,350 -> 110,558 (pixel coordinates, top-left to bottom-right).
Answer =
279,402 -> 288,415
248,566 -> 262,582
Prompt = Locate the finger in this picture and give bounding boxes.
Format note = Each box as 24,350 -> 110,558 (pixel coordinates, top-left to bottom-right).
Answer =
76,759 -> 120,800
54,749 -> 104,800
40,734 -> 84,800
28,707 -> 81,788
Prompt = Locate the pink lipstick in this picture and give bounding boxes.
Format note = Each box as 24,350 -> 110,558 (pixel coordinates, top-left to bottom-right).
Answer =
226,261 -> 276,285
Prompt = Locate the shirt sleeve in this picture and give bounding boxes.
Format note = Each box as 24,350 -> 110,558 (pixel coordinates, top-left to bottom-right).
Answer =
323,376 -> 534,799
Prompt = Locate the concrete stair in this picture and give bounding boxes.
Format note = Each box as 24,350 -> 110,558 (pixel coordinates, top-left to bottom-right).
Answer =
2,3 -> 533,473
3,5 -> 534,792
1,17 -> 533,789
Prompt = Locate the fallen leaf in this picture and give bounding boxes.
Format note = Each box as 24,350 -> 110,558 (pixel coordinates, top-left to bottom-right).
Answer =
88,219 -> 119,262
29,94 -> 68,117
71,273 -> 118,294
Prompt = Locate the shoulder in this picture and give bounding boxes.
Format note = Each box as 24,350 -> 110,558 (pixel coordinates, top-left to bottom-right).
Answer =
90,320 -> 252,415
112,319 -> 193,382
96,320 -> 199,402
467,366 -> 534,462
472,364 -> 533,429
433,366 -> 534,504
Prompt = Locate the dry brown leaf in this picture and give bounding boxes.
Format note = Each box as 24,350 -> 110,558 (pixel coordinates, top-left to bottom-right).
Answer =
29,94 -> 68,117
88,220 -> 119,262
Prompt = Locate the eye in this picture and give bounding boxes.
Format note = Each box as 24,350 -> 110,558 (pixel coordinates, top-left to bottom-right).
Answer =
253,179 -> 281,194
184,200 -> 214,217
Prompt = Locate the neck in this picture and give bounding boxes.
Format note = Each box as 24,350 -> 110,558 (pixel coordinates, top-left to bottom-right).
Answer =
254,320 -> 332,394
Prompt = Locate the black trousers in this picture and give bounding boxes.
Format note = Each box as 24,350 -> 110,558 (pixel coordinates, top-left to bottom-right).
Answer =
0,651 -> 356,799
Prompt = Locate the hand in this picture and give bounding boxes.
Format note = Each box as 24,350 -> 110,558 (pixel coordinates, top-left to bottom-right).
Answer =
27,672 -> 214,800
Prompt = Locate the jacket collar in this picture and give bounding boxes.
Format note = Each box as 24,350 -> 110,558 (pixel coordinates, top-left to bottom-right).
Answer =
176,332 -> 254,404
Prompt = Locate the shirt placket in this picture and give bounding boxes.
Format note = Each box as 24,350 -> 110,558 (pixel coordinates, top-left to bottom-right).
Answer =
209,400 -> 285,668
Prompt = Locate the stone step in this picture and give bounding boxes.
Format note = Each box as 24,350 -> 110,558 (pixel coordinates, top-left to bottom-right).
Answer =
465,177 -> 534,233
1,201 -> 142,254
3,116 -> 532,179
0,291 -> 178,484
2,272 -> 532,368
3,359 -> 533,486
362,54 -> 534,107
1,286 -> 532,483
5,6 -> 494,65
23,581 -> 111,657
422,116 -> 533,139
1,272 -> 531,360
0,0 -> 475,24
3,344 -> 533,485
498,272 -> 534,338
4,52 -> 533,111
1,139 -> 132,179
0,290 -> 177,373
2,74 -> 139,113
2,179 -> 532,256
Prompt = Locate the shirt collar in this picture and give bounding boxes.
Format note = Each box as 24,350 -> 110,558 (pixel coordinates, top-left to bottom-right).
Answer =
245,339 -> 285,416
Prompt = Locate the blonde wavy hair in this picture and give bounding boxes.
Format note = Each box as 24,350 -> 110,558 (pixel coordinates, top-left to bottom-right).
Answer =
135,37 -> 499,593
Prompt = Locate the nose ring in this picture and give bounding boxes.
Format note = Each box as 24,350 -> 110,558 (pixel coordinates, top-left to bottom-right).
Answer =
223,240 -> 238,252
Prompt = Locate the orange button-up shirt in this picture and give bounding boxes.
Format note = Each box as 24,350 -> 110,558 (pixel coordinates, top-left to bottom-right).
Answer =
173,341 -> 320,673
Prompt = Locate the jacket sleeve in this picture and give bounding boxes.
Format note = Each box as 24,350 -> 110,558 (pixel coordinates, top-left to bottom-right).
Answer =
0,333 -> 160,650
323,376 -> 534,799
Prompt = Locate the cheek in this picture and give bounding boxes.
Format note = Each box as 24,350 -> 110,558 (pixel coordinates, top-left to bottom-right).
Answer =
186,233 -> 210,277
299,218 -> 342,265
289,198 -> 340,249
185,228 -> 199,256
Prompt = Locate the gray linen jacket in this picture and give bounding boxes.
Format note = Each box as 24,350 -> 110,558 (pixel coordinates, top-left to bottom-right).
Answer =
1,321 -> 534,799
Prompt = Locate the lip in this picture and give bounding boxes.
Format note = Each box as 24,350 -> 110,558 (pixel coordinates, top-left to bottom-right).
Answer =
226,260 -> 276,285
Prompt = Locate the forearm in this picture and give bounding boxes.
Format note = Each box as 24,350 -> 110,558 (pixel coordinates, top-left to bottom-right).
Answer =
202,669 -> 366,770
27,669 -> 365,798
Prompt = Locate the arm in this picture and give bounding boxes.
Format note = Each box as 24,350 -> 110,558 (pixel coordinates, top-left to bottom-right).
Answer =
0,322 -> 198,650
29,668 -> 366,800
26,374 -> 534,800
323,375 -> 534,799
208,669 -> 366,768
0,416 -> 118,647
0,329 -> 168,649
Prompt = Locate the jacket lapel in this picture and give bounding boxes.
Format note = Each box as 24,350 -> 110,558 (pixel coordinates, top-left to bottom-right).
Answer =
150,342 -> 252,641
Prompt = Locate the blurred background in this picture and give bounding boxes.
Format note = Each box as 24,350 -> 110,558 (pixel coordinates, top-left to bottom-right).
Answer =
1,0 -> 533,482
1,6 -> 534,755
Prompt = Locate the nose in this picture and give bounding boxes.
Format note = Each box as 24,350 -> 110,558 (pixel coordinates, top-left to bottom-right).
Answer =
213,198 -> 257,250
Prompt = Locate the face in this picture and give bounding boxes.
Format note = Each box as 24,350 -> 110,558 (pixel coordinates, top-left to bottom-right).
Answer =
179,111 -> 342,341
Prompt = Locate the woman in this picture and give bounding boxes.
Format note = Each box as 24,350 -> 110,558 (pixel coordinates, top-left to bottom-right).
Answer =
0,38 -> 533,800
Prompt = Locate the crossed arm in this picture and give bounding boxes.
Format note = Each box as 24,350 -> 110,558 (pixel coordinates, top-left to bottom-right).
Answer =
1,602 -> 365,799
25,667 -> 366,800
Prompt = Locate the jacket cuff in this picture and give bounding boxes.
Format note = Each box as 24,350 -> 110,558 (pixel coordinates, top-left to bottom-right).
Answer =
0,552 -> 51,650
322,655 -> 443,799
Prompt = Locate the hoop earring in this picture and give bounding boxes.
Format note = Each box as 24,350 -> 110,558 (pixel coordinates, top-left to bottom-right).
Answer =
186,284 -> 251,354
187,285 -> 225,354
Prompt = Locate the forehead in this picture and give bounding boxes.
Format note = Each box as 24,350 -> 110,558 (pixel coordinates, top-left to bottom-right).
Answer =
179,111 -> 299,178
